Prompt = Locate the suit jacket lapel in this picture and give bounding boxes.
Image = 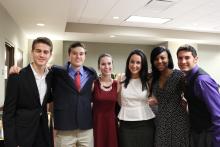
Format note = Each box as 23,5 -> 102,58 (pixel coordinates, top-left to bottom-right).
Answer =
63,71 -> 76,90
26,64 -> 41,106
62,64 -> 78,91
42,71 -> 52,106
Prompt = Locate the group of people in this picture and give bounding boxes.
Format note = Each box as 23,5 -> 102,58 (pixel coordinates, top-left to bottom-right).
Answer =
2,36 -> 220,147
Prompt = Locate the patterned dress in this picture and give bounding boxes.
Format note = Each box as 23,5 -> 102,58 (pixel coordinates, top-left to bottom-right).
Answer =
152,69 -> 189,147
92,79 -> 118,147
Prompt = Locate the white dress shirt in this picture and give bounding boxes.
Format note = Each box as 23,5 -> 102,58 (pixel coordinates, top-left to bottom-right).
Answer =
30,64 -> 49,105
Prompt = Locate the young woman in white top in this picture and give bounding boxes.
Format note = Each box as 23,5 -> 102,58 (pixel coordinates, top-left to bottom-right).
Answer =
118,49 -> 155,147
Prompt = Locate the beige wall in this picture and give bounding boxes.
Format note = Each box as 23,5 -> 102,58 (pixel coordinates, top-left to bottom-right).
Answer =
0,3 -> 27,107
197,44 -> 220,83
63,41 -> 154,74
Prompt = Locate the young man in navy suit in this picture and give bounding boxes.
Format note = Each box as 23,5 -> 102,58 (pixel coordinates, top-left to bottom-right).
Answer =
3,37 -> 53,147
52,42 -> 97,147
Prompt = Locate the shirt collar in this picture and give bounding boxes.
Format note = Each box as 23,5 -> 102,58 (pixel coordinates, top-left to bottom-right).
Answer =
69,64 -> 84,76
30,63 -> 49,79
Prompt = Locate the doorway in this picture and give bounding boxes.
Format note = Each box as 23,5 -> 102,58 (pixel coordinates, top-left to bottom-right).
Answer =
4,42 -> 14,87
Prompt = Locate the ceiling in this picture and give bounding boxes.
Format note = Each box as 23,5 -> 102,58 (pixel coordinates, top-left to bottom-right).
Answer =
1,0 -> 220,45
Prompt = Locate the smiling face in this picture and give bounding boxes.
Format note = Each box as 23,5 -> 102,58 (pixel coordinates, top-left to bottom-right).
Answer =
177,50 -> 198,74
153,51 -> 169,72
31,43 -> 52,67
128,54 -> 142,78
99,56 -> 113,76
69,46 -> 86,69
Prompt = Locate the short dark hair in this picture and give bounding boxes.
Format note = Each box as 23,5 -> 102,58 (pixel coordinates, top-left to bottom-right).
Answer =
98,53 -> 113,69
68,42 -> 86,55
177,44 -> 197,57
32,37 -> 53,52
124,49 -> 148,91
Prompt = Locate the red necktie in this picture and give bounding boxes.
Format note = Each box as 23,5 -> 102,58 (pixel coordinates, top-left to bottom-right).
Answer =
74,71 -> 81,92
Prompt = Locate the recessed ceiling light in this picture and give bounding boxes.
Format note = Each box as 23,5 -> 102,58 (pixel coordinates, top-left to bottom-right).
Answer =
126,16 -> 171,24
110,35 -> 116,38
113,16 -> 119,19
36,23 -> 45,26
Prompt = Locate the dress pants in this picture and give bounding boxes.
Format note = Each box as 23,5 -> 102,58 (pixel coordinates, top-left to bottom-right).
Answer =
55,129 -> 93,147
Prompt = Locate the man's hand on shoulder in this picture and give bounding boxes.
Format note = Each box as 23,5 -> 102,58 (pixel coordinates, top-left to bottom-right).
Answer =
9,65 -> 21,74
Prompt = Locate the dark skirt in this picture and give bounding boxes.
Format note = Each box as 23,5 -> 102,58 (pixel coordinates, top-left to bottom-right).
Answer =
119,119 -> 155,147
189,129 -> 213,147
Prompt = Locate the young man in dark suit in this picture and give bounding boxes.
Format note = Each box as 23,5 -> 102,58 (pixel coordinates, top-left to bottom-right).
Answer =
51,42 -> 97,147
3,37 -> 53,147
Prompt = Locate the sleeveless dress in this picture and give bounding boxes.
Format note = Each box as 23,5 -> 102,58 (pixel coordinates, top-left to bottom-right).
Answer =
152,69 -> 189,147
92,79 -> 118,147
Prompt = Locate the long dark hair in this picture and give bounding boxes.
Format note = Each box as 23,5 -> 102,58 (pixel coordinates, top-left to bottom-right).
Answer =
150,46 -> 174,95
124,49 -> 149,91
